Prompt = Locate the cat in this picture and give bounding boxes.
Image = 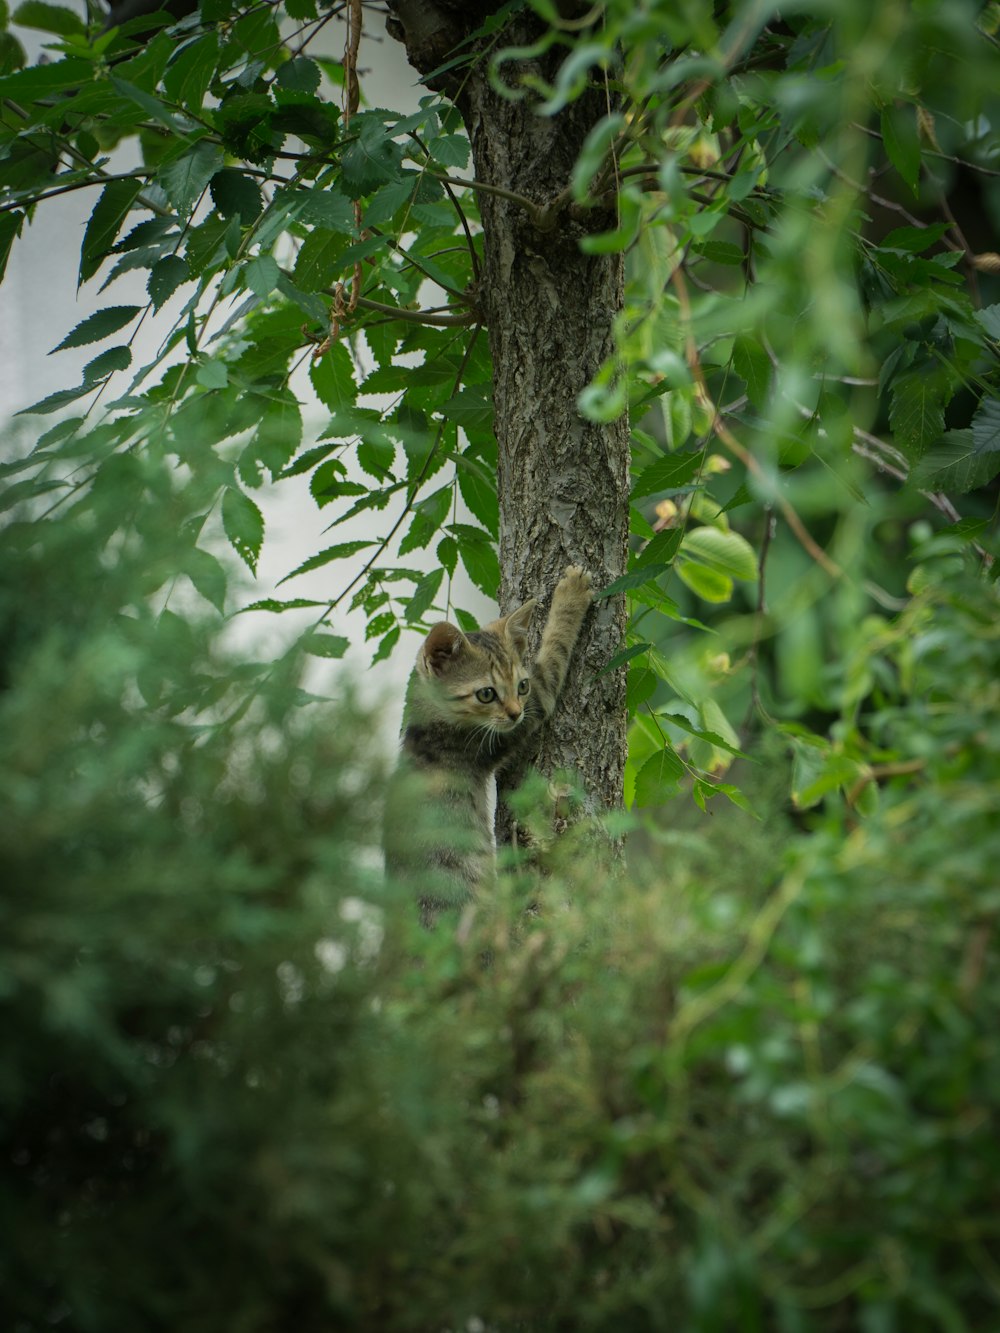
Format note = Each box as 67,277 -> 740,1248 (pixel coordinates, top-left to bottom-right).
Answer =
384,565 -> 593,921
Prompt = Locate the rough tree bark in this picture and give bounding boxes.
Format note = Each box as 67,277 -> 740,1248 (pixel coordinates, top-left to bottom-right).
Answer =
386,2 -> 629,842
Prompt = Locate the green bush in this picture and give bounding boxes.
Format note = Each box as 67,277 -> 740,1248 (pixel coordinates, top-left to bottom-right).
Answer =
3,458 -> 999,1330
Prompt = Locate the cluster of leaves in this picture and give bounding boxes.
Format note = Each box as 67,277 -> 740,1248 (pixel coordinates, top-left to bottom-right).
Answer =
4,427 -> 1000,1330
535,0 -> 1000,805
1,0 -> 497,662
1,0 -> 999,814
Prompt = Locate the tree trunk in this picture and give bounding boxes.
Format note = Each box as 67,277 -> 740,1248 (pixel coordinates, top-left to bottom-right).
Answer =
386,3 -> 629,841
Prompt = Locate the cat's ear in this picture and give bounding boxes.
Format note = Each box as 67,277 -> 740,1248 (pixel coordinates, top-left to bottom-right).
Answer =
420,622 -> 468,677
500,599 -> 536,650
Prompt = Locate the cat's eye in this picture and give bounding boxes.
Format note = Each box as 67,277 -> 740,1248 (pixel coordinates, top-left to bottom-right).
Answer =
517,679 -> 530,696
475,686 -> 497,703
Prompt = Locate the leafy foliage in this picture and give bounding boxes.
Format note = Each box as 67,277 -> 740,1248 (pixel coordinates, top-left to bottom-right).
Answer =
3,0 -> 997,806
3,435 -> 1000,1330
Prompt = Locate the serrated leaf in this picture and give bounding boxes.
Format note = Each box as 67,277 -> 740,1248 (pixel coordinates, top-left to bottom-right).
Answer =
631,450 -> 703,501
244,254 -> 279,297
159,141 -> 224,217
457,532 -> 500,596
50,305 -> 141,353
293,226 -> 349,293
184,547 -> 227,613
405,568 -> 444,623
428,133 -> 470,168
399,485 -> 452,556
82,345 -> 131,383
442,386 -> 493,432
222,487 -> 265,574
279,539 -> 376,584
162,30 -> 219,111
210,168 -> 263,224
437,535 -> 457,576
0,210 -> 24,285
881,103 -> 921,195
911,430 -> 1000,493
12,1 -> 85,34
283,184 -> 355,231
889,371 -> 946,460
340,114 -> 404,197
147,254 -> 189,309
310,342 -> 356,409
80,179 -> 143,284
302,631 -> 350,658
240,598 -> 327,613
975,305 -> 1000,340
679,526 -> 758,581
276,56 -> 322,93
732,333 -> 770,409
599,642 -> 652,674
972,398 -> 1000,455
371,625 -> 401,664
633,745 -> 685,807
456,450 -> 498,537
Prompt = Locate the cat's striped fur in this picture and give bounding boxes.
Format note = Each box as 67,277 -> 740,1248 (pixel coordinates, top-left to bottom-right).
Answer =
384,566 -> 593,919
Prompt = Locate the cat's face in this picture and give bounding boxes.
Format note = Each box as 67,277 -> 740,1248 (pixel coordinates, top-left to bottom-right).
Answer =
415,602 -> 536,733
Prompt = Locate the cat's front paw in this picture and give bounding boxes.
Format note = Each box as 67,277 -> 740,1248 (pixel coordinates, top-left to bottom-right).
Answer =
553,565 -> 593,613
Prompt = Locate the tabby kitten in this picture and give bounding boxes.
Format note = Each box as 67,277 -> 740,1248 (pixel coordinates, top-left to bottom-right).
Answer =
384,565 -> 593,918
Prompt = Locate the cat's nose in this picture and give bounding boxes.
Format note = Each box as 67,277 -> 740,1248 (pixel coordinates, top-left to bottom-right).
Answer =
505,704 -> 522,722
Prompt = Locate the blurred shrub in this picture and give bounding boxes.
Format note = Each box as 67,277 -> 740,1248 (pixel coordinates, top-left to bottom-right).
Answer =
2,453 -> 999,1330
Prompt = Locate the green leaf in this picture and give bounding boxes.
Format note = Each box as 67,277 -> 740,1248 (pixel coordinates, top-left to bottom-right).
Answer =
79,179 -> 143,284
276,56 -> 322,94
975,305 -> 1000,341
0,210 -> 24,285
599,641 -> 653,673
147,254 -> 189,310
50,305 -> 141,353
400,485 -> 452,556
184,547 -> 227,613
243,254 -> 279,297
881,104 -> 921,196
679,526 -> 758,582
405,569 -> 445,622
210,168 -> 263,224
371,625 -> 401,664
442,386 -> 493,433
82,345 -> 131,382
633,745 -> 685,807
889,370 -> 947,460
11,1 -> 84,34
732,333 -> 770,409
310,343 -> 356,409
451,525 -> 499,596
222,487 -> 265,574
241,597 -> 327,613
631,450 -> 703,501
675,561 -> 733,603
881,222 -> 950,253
911,430 -> 1000,493
251,391 -> 303,479
340,114 -> 404,197
283,184 -> 355,231
159,141 -> 225,217
279,539 -> 376,584
293,226 -> 349,293
456,449 -> 499,537
110,77 -> 181,132
162,31 -> 219,112
972,398 -> 1000,455
302,631 -> 350,658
